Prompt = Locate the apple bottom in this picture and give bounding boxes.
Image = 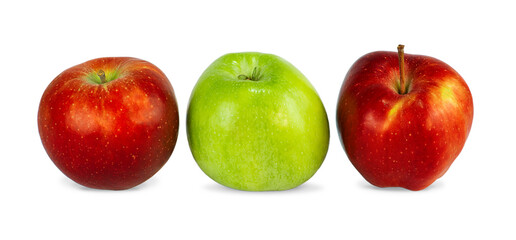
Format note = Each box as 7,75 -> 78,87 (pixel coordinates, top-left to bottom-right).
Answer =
342,107 -> 469,191
45,126 -> 176,190
190,120 -> 329,191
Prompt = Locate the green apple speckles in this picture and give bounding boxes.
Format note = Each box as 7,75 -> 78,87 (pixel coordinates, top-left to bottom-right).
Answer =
187,52 -> 329,191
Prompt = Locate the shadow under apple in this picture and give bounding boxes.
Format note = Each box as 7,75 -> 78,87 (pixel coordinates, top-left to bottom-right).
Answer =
203,182 -> 324,194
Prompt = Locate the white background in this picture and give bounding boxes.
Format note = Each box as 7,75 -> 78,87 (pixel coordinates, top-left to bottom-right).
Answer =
1,1 -> 514,239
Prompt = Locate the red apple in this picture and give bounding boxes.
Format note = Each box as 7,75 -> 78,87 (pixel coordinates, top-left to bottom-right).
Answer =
337,45 -> 473,190
38,57 -> 179,190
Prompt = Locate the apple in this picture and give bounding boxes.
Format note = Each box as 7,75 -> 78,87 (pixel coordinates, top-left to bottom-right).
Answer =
38,57 -> 179,190
337,45 -> 473,190
187,52 -> 329,191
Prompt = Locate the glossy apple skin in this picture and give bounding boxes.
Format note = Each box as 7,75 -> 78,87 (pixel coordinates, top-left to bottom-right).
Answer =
38,57 -> 179,190
337,51 -> 473,190
187,52 -> 329,191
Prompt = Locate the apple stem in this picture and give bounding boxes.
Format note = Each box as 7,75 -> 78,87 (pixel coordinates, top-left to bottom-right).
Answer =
98,70 -> 107,84
237,67 -> 260,81
397,44 -> 406,94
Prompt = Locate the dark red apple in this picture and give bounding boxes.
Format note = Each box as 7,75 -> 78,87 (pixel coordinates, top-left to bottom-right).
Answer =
337,45 -> 473,190
38,57 -> 179,190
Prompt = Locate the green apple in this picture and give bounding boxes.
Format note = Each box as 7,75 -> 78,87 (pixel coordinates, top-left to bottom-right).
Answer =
187,52 -> 329,191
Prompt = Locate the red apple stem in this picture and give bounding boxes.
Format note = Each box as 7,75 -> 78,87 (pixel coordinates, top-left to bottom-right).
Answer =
397,44 -> 406,94
98,70 -> 107,84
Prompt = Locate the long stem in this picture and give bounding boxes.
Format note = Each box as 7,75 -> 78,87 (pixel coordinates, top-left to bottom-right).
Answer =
97,70 -> 107,84
397,44 -> 406,94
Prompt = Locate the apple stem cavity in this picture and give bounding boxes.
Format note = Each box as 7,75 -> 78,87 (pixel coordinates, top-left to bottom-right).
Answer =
397,44 -> 406,95
238,67 -> 261,81
98,70 -> 107,84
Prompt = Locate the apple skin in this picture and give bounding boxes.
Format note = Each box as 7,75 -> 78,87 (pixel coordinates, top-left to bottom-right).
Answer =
38,57 -> 179,190
187,52 -> 329,191
337,51 -> 473,191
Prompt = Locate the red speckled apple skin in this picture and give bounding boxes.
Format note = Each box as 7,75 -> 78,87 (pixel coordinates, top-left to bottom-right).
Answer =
337,51 -> 473,191
38,57 -> 179,190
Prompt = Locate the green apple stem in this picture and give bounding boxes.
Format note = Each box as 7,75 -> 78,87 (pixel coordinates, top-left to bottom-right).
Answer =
397,44 -> 406,94
238,67 -> 260,81
98,70 -> 107,84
